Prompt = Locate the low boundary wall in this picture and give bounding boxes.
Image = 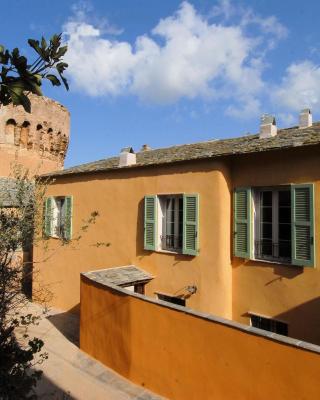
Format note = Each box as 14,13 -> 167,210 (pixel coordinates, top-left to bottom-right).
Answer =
80,274 -> 320,400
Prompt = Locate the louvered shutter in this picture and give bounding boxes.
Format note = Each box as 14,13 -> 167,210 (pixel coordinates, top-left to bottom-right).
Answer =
144,196 -> 157,250
183,194 -> 199,256
44,197 -> 53,237
234,188 -> 251,258
291,184 -> 314,267
64,196 -> 73,240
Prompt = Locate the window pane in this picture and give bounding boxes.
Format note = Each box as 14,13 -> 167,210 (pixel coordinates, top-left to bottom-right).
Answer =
260,317 -> 272,331
255,188 -> 292,262
163,196 -> 183,251
251,315 -> 288,336
261,191 -> 272,206
261,223 -> 272,239
178,198 -> 183,248
279,207 -> 291,223
261,240 -> 273,256
275,321 -> 288,336
262,207 -> 272,222
279,224 -> 291,241
279,190 -> 290,207
279,241 -> 291,259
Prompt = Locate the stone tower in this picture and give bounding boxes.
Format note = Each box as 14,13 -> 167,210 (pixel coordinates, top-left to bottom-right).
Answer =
0,94 -> 70,176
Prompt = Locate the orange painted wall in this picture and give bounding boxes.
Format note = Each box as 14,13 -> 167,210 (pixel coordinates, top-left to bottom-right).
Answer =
231,146 -> 320,344
80,275 -> 320,400
34,144 -> 320,344
34,159 -> 233,317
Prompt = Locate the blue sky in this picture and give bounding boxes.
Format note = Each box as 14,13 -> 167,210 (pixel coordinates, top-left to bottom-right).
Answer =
1,0 -> 320,167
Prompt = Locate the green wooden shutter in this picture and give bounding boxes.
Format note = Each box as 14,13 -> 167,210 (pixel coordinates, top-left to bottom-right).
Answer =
44,197 -> 53,237
64,196 -> 73,240
291,184 -> 314,267
234,188 -> 251,258
183,194 -> 199,256
144,195 -> 157,250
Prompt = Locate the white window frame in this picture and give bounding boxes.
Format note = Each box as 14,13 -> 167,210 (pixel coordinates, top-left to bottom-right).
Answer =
157,194 -> 183,253
51,197 -> 67,239
253,186 -> 291,263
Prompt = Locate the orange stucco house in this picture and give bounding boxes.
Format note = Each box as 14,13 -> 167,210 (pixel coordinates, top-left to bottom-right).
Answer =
34,109 -> 320,346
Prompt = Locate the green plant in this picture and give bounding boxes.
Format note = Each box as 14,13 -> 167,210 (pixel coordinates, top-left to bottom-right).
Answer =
0,34 -> 68,112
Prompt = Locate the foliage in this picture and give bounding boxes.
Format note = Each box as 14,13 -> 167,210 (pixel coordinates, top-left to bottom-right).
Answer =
0,167 -> 49,399
0,34 -> 68,112
0,166 -> 102,399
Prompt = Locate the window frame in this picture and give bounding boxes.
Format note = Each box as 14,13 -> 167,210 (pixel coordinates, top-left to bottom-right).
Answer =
52,197 -> 66,239
158,194 -> 183,253
44,195 -> 73,240
252,186 -> 292,264
233,183 -> 315,267
249,313 -> 288,336
144,193 -> 199,256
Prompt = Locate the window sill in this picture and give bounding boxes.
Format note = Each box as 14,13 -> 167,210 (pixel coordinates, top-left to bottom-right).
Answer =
251,257 -> 293,267
155,248 -> 182,255
46,234 -> 68,241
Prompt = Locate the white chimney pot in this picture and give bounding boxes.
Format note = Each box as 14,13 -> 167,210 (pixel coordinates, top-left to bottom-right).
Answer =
259,114 -> 277,139
299,109 -> 312,129
119,147 -> 136,167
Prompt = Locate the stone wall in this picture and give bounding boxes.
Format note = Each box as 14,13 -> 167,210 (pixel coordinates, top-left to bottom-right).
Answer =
0,94 -> 70,176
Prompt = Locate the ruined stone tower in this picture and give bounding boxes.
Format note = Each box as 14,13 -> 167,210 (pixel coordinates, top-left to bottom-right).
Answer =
0,94 -> 70,176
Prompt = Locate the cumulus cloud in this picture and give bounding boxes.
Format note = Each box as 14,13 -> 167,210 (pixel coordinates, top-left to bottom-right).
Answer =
63,1 -> 287,117
274,61 -> 320,111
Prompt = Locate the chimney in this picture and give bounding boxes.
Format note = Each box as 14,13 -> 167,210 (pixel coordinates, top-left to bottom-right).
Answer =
299,108 -> 312,129
119,147 -> 136,167
259,114 -> 277,139
140,144 -> 151,152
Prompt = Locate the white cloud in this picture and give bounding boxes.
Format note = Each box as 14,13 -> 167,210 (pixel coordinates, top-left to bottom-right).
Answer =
277,112 -> 296,126
211,0 -> 236,20
63,1 -> 287,117
274,61 -> 320,111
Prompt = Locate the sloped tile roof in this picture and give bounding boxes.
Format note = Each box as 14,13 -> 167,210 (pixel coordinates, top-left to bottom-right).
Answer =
44,122 -> 320,177
82,265 -> 153,287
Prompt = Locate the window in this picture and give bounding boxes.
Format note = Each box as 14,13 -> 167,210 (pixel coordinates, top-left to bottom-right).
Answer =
234,184 -> 314,266
157,293 -> 186,306
44,196 -> 73,240
250,314 -> 288,336
144,194 -> 199,255
159,195 -> 183,251
253,188 -> 291,262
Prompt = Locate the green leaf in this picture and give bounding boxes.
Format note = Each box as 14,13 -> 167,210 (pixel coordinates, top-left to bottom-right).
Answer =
41,37 -> 47,50
12,47 -> 19,59
8,84 -> 32,112
46,74 -> 61,86
56,62 -> 68,73
55,45 -> 68,59
28,39 -> 40,53
59,72 -> 69,91
26,79 -> 43,96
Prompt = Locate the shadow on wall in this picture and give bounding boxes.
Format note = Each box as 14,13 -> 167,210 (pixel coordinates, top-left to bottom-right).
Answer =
274,296 -> 320,346
232,257 -> 304,280
46,304 -> 80,347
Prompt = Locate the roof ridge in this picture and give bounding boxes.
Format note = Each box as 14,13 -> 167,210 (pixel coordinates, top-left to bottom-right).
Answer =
42,122 -> 320,178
